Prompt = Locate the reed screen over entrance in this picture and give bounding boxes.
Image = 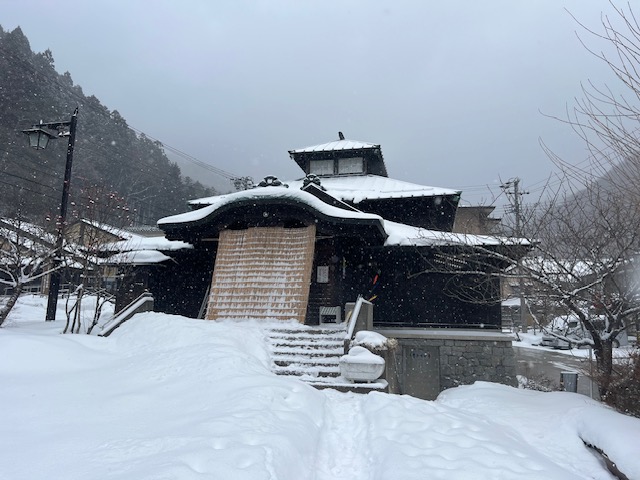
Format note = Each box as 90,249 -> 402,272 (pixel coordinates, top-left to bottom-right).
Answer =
205,225 -> 316,322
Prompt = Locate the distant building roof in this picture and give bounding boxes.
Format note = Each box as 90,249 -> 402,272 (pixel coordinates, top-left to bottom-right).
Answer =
102,234 -> 192,253
452,205 -> 501,235
123,225 -> 164,237
105,249 -> 172,265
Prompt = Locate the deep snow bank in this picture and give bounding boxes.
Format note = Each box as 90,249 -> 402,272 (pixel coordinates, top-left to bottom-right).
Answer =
1,305 -> 639,480
437,382 -> 640,480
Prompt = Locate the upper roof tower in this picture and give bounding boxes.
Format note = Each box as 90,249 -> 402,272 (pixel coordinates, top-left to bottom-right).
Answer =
288,132 -> 388,177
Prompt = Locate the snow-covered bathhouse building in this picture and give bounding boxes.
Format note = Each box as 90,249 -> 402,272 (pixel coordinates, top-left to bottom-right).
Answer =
122,135 -> 527,399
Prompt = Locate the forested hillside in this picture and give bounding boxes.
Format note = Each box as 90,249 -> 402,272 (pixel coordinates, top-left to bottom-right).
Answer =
0,26 -> 216,226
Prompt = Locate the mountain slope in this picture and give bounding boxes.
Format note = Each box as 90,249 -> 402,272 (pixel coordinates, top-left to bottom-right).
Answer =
0,26 -> 216,224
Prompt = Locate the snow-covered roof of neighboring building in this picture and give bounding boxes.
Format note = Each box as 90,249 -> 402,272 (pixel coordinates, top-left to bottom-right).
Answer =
288,139 -> 379,153
73,219 -> 136,242
68,219 -> 191,254
105,249 -> 172,265
501,297 -> 521,307
0,218 -> 56,250
102,234 -> 192,253
162,186 -> 385,226
189,175 -> 460,207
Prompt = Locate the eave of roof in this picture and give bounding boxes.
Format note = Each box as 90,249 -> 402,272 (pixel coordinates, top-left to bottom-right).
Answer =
383,220 -> 531,248
163,187 -> 526,251
288,139 -> 380,154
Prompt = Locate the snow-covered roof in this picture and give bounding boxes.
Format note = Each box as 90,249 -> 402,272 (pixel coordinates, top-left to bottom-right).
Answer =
100,234 -> 191,265
289,139 -> 379,153
501,298 -> 521,307
66,219 -> 190,254
384,221 -> 530,247
297,175 -> 460,203
162,188 -> 524,250
102,234 -> 192,253
520,257 -> 596,278
105,249 -> 172,265
74,219 -> 136,242
0,218 -> 57,248
190,175 -> 460,207
161,186 -> 385,226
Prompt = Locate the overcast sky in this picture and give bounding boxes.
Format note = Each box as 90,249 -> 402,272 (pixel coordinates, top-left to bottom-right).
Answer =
0,1 -> 625,214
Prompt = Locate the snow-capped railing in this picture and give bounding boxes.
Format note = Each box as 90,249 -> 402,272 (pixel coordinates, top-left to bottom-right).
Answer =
99,292 -> 154,337
343,296 -> 373,353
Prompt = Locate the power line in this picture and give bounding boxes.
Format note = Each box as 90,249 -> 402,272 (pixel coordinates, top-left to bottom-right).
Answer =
127,126 -> 239,181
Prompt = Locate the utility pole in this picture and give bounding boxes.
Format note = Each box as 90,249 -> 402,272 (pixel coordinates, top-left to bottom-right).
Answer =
501,178 -> 529,334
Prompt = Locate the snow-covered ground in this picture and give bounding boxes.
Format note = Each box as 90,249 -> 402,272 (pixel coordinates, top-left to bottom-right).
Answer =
1,295 -> 639,480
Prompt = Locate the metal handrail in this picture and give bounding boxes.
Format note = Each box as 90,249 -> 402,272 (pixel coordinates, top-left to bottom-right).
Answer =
343,295 -> 368,353
344,296 -> 363,340
99,292 -> 153,337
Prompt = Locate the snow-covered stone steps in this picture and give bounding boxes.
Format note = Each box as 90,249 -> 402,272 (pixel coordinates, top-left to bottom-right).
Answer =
271,346 -> 343,362
309,380 -> 389,394
268,331 -> 345,340
266,323 -> 345,381
273,364 -> 341,378
263,322 -> 388,394
269,340 -> 344,356
273,357 -> 340,368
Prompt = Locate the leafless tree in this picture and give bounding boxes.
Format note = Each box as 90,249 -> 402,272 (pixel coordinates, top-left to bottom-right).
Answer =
552,2 -> 640,182
425,2 -> 640,399
547,1 -> 640,397
63,185 -> 133,334
0,215 -> 58,326
414,165 -> 640,399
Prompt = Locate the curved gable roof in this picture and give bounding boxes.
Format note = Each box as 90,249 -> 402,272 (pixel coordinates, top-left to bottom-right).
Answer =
159,187 -> 387,243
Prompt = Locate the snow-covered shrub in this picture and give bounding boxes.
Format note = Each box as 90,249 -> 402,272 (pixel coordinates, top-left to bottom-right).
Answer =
350,330 -> 397,352
597,349 -> 640,418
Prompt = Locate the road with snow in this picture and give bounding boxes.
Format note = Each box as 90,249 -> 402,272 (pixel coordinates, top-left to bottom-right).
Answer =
514,345 -> 598,397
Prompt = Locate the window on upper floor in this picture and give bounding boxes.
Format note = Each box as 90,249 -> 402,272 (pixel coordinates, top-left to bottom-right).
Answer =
309,156 -> 365,176
338,157 -> 364,174
309,159 -> 334,175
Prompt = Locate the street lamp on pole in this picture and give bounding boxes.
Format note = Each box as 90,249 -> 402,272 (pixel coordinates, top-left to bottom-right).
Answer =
22,107 -> 79,321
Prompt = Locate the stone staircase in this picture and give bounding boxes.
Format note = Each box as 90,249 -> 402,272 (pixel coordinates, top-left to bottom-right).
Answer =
264,322 -> 388,393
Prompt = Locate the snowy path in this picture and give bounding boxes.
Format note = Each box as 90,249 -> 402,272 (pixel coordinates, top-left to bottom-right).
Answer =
315,390 -> 373,480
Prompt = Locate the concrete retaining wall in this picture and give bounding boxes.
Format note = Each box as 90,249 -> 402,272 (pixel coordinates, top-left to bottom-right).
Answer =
373,329 -> 517,400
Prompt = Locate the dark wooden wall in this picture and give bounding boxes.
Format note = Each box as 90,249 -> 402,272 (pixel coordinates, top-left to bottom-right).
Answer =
306,237 -> 342,325
341,248 -> 502,329
116,249 -> 215,318
355,196 -> 458,232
